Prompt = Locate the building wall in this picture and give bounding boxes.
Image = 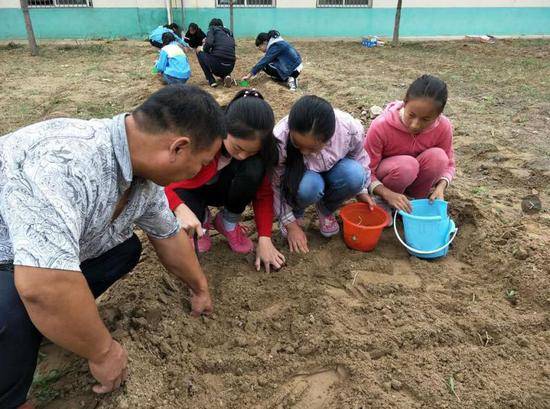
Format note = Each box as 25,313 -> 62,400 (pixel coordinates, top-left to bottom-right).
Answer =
0,0 -> 549,40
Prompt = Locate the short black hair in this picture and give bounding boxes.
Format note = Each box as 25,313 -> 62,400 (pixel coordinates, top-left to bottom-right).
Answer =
209,18 -> 223,28
164,23 -> 181,37
161,32 -> 176,47
133,85 -> 226,152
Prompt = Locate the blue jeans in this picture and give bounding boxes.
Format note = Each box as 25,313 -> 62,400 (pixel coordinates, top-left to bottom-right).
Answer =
163,73 -> 188,85
294,158 -> 366,218
0,235 -> 142,408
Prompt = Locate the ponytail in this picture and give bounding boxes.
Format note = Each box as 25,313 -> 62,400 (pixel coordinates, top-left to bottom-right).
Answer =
405,74 -> 448,114
255,30 -> 281,47
225,89 -> 279,171
282,95 -> 336,207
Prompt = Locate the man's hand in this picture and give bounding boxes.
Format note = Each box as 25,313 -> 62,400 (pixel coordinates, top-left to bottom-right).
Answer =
255,236 -> 286,273
89,339 -> 128,394
174,203 -> 204,238
286,222 -> 309,253
149,230 -> 213,316
189,288 -> 213,317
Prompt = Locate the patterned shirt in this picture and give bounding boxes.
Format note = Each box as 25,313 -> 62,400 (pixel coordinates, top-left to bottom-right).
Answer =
0,114 -> 179,271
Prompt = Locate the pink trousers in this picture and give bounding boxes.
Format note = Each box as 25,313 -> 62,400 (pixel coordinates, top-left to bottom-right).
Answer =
375,147 -> 449,198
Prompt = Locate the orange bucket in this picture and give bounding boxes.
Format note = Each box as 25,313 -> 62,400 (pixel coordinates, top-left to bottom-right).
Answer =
340,203 -> 390,252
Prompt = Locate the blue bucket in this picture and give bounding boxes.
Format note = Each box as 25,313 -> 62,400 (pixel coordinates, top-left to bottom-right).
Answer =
393,199 -> 458,259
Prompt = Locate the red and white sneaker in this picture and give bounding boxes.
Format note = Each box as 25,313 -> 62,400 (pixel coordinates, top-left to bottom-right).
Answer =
316,204 -> 340,237
213,213 -> 254,254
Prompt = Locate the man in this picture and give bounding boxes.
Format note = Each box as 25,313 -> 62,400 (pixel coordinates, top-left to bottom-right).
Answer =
0,85 -> 225,408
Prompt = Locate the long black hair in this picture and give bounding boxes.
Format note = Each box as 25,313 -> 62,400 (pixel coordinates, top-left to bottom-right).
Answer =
161,32 -> 176,47
255,30 -> 280,47
225,89 -> 279,171
282,95 -> 336,207
164,23 -> 181,37
188,22 -> 199,31
404,74 -> 448,114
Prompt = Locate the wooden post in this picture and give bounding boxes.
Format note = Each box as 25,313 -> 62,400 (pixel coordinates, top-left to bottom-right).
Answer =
229,0 -> 234,35
20,0 -> 38,56
392,0 -> 403,46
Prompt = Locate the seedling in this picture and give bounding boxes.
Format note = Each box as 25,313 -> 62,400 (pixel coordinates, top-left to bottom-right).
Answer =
448,375 -> 460,401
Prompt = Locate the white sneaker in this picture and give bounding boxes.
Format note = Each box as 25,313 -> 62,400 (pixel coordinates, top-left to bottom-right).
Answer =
224,75 -> 233,88
374,196 -> 394,227
210,82 -> 218,88
287,77 -> 297,91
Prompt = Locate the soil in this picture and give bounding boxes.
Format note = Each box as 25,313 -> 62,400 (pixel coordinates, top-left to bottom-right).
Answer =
1,38 -> 549,409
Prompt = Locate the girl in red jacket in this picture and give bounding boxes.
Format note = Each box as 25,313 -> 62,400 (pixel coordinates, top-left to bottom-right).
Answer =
365,74 -> 455,218
165,89 -> 285,272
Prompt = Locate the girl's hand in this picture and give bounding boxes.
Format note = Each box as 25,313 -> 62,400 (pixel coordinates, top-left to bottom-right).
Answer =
383,191 -> 412,214
429,180 -> 447,202
255,237 -> 286,273
174,204 -> 204,238
356,193 -> 375,210
241,73 -> 252,81
286,222 -> 309,253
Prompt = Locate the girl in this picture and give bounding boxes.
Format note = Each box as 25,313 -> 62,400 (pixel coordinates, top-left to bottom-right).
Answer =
365,74 -> 455,218
154,32 -> 192,85
242,30 -> 302,92
197,19 -> 236,88
184,22 -> 207,49
272,95 -> 374,253
165,89 -> 285,272
149,23 -> 188,49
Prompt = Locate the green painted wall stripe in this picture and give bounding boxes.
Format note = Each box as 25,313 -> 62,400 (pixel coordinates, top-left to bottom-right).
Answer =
1,7 -> 549,40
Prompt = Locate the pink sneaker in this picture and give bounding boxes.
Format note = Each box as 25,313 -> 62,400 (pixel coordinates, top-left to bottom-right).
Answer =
316,205 -> 340,237
213,213 -> 254,254
194,231 -> 212,253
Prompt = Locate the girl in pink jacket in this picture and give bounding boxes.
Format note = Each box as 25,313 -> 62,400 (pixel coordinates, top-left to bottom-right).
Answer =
272,95 -> 374,253
365,74 -> 455,216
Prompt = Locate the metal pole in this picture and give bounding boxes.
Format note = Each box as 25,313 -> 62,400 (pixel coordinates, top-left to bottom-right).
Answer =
165,0 -> 173,24
229,0 -> 234,35
180,0 -> 185,30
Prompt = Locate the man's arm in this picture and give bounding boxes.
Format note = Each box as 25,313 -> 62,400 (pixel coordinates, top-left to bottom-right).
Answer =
15,266 -> 127,393
148,229 -> 212,316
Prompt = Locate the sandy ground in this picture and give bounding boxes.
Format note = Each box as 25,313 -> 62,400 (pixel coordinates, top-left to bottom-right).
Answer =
0,38 -> 549,409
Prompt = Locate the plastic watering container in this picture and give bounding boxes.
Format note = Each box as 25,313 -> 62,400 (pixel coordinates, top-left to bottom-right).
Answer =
393,199 -> 458,259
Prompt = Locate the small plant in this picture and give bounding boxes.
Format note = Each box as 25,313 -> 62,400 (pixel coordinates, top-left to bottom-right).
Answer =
448,375 -> 460,401
505,289 -> 518,305
32,369 -> 63,404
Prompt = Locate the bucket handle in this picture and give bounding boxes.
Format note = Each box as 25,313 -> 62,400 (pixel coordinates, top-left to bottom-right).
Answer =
399,210 -> 442,222
393,211 -> 458,255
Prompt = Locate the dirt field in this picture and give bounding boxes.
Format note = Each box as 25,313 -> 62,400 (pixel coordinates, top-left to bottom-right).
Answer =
1,38 -> 549,409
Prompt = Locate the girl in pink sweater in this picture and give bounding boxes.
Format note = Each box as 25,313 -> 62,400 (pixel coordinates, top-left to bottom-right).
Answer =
365,74 -> 455,215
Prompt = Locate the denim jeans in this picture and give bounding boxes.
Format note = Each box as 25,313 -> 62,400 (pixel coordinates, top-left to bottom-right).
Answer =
0,235 -> 142,408
163,73 -> 188,85
294,158 -> 366,218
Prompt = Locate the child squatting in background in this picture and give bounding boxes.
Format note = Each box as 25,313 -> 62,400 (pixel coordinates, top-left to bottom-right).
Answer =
365,74 -> 455,221
165,89 -> 285,272
149,23 -> 188,49
242,30 -> 303,92
272,95 -> 374,253
154,32 -> 192,85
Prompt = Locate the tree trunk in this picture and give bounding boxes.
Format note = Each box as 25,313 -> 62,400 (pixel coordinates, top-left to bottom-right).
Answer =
180,0 -> 185,31
20,0 -> 38,56
229,0 -> 234,34
392,0 -> 403,46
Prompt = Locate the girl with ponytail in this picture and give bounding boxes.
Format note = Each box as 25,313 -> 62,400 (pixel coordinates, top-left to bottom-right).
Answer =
165,89 -> 285,272
242,30 -> 303,91
272,96 -> 374,253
